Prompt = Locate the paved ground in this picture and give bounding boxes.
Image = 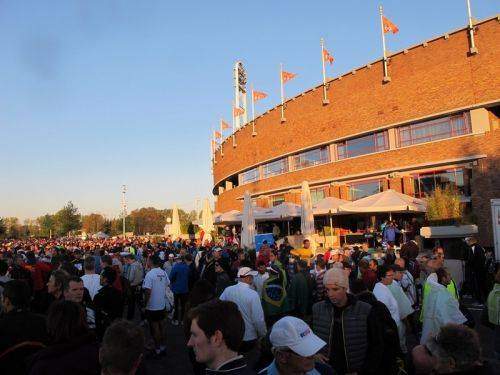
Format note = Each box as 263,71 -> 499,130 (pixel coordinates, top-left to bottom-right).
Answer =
140,307 -> 499,375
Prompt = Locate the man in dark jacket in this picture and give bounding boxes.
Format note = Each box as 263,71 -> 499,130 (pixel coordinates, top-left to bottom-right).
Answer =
312,268 -> 384,374
464,237 -> 487,303
288,260 -> 313,319
93,267 -> 123,340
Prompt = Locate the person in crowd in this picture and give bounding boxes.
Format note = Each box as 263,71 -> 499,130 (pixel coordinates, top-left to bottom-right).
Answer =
81,256 -> 102,300
464,236 -> 487,304
142,254 -> 169,356
101,255 -> 123,293
187,299 -> 254,375
288,259 -> 313,320
484,266 -> 500,360
220,266 -> 267,368
291,239 -> 313,263
259,316 -> 334,375
421,267 -> 467,344
384,244 -> 397,265
253,261 -> 269,298
412,324 -> 491,374
262,264 -> 289,327
0,280 -> 48,373
93,266 -> 124,340
28,300 -> 100,374
123,253 -> 143,320
312,258 -> 327,303
99,319 -> 145,375
170,255 -> 190,326
382,221 -> 400,246
215,260 -> 232,297
351,279 -> 403,374
394,258 -> 417,307
359,258 -> 377,291
312,267 -> 383,374
46,269 -> 69,311
257,241 -> 272,266
184,253 -> 198,290
0,259 -> 12,296
164,253 -> 175,277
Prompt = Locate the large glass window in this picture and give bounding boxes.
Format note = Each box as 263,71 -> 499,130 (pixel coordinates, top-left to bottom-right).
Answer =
349,180 -> 382,201
293,147 -> 330,170
239,168 -> 259,185
337,131 -> 389,160
413,168 -> 471,198
311,187 -> 327,204
262,158 -> 289,179
398,113 -> 471,147
270,194 -> 285,207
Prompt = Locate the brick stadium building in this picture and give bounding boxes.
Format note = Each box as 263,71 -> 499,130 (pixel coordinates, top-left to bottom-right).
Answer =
212,16 -> 500,247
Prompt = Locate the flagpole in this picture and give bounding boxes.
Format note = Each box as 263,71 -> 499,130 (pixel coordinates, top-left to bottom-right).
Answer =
321,38 -> 329,105
232,102 -> 236,147
251,84 -> 257,136
379,5 -> 391,83
211,127 -> 215,162
280,63 -> 286,123
466,0 -> 478,54
219,119 -> 224,156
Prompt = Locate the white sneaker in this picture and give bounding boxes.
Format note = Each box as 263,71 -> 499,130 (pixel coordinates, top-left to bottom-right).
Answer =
171,319 -> 179,326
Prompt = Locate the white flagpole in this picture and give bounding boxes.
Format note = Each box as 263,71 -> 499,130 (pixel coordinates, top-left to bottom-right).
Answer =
280,63 -> 286,123
251,84 -> 257,136
379,5 -> 391,83
321,38 -> 329,105
232,102 -> 236,147
211,127 -> 215,161
466,0 -> 478,54
220,119 -> 224,156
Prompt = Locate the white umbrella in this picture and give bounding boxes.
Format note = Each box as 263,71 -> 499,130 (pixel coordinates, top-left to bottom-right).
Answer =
312,196 -> 350,215
241,191 -> 256,249
301,181 -> 315,236
170,204 -> 182,238
201,198 -> 214,242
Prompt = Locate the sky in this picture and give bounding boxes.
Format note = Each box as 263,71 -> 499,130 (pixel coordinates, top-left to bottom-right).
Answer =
0,0 -> 498,220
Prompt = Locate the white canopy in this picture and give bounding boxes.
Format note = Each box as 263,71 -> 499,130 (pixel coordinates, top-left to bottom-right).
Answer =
339,189 -> 427,214
312,196 -> 350,215
170,204 -> 182,238
241,191 -> 256,249
214,209 -> 241,224
301,181 -> 315,236
201,198 -> 215,241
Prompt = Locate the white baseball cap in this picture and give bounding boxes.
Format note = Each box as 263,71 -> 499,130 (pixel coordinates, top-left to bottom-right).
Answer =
270,316 -> 326,357
237,267 -> 258,278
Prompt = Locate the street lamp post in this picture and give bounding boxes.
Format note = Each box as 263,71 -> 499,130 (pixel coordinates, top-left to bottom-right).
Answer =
121,185 -> 127,238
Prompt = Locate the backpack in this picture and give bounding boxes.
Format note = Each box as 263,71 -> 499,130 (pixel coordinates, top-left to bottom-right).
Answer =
407,259 -> 420,280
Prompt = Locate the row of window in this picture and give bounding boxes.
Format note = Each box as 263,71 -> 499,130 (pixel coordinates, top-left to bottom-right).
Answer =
238,112 -> 471,185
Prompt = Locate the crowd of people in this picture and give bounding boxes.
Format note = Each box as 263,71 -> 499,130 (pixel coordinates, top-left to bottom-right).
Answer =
0,234 -> 498,374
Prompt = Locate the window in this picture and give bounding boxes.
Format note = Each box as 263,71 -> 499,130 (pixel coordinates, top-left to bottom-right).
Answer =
337,131 -> 389,160
413,168 -> 471,198
262,158 -> 289,179
270,194 -> 285,207
311,187 -> 327,204
397,113 -> 471,147
239,168 -> 259,185
293,147 -> 330,170
349,180 -> 382,201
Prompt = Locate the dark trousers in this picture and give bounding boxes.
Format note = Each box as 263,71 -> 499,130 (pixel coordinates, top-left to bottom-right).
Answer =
174,293 -> 188,321
126,287 -> 139,320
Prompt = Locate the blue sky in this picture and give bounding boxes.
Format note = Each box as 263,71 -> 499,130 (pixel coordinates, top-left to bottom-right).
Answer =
0,1 -> 497,220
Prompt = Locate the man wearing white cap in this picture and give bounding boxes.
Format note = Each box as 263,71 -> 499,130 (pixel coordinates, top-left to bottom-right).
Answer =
312,267 -> 384,374
259,316 -> 333,375
220,266 -> 267,365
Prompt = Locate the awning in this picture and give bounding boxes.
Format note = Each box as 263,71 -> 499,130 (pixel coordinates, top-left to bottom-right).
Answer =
338,189 -> 427,214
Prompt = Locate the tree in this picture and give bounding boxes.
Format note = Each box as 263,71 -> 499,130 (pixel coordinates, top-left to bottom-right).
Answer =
37,214 -> 56,237
426,187 -> 463,225
4,217 -> 21,239
82,213 -> 106,234
54,201 -> 81,236
0,218 -> 6,238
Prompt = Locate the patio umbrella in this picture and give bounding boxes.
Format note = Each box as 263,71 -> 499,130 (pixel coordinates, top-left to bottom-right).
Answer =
339,189 -> 427,220
201,198 -> 214,241
301,181 -> 315,236
241,191 -> 256,249
170,204 -> 182,238
312,196 -> 349,215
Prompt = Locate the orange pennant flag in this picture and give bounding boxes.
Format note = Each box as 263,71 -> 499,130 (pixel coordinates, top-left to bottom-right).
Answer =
382,15 -> 399,34
214,131 -> 222,139
220,119 -> 230,130
281,70 -> 297,84
233,106 -> 245,117
211,140 -> 217,148
323,48 -> 334,65
252,90 -> 268,102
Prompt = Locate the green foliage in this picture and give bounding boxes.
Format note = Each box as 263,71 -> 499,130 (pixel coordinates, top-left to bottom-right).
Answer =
426,187 -> 463,225
0,218 -> 6,238
54,201 -> 81,236
37,214 -> 56,237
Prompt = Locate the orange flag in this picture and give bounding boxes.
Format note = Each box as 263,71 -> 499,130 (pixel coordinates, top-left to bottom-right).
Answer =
252,90 -> 268,102
323,48 -> 334,65
383,16 -> 399,34
281,70 -> 297,84
233,106 -> 245,117
220,119 -> 230,130
214,131 -> 222,139
211,140 -> 218,148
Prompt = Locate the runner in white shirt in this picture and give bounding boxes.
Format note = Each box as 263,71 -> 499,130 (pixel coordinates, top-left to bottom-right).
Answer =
143,255 -> 170,356
81,257 -> 101,300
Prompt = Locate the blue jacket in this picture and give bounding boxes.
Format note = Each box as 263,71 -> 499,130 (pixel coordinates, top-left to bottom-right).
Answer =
170,262 -> 190,294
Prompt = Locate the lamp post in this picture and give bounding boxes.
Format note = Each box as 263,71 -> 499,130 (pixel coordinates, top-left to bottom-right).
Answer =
121,185 -> 127,238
